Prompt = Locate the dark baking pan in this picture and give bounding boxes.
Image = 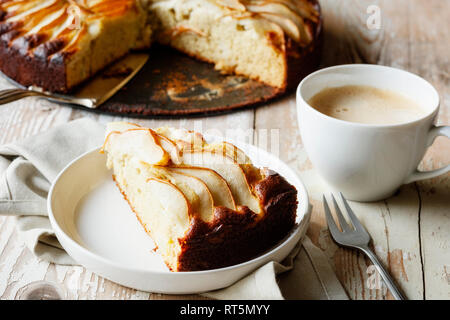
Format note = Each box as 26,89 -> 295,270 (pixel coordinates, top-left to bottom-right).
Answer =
96,43 -> 321,118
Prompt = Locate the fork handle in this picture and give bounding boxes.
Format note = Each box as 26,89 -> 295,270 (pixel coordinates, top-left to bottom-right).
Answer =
0,88 -> 40,105
0,88 -> 95,108
361,246 -> 406,300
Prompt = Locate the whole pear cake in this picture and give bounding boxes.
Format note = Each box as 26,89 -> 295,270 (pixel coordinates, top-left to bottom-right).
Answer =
102,122 -> 298,271
0,0 -> 321,93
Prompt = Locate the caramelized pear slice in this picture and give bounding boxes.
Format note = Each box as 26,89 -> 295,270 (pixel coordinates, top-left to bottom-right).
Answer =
105,123 -> 183,165
143,178 -> 191,238
217,0 -> 247,11
203,141 -> 252,165
250,0 -> 320,21
257,12 -> 301,42
155,133 -> 182,165
163,168 -> 215,222
179,150 -> 261,214
104,128 -> 169,166
169,166 -> 236,210
155,127 -> 205,149
247,2 -> 312,44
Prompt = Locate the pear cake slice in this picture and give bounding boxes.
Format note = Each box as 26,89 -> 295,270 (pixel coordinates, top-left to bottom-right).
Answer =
102,121 -> 298,271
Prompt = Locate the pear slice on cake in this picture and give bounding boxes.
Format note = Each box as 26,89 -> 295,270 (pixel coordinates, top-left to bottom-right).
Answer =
156,167 -> 215,223
168,166 -> 236,210
103,126 -> 169,166
110,158 -> 191,271
103,122 -> 298,271
178,150 -> 262,214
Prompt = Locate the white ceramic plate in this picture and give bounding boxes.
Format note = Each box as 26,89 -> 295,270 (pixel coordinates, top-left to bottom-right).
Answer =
48,136 -> 310,294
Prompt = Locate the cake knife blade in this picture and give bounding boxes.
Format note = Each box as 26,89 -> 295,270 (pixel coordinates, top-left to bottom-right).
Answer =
0,53 -> 149,108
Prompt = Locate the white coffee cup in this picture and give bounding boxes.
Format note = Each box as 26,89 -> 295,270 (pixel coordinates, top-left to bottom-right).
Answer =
296,64 -> 450,202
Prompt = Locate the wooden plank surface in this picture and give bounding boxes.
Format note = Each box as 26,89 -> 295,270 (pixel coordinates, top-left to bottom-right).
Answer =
0,0 -> 448,300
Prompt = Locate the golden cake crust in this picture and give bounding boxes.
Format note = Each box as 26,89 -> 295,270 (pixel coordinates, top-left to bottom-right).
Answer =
0,0 -> 148,92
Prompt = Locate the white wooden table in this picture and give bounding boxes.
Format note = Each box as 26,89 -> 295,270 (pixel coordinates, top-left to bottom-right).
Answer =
0,0 -> 448,300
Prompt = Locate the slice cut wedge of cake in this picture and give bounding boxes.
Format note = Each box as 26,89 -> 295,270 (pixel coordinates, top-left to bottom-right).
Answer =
102,121 -> 298,271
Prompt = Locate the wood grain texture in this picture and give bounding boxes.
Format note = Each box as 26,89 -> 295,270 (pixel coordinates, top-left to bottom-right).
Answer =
0,0 -> 448,300
255,0 -> 449,300
406,0 -> 450,300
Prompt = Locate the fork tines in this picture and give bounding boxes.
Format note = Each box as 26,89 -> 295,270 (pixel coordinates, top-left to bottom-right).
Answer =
323,193 -> 370,245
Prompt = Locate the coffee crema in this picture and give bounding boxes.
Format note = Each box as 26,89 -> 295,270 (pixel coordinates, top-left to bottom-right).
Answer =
308,85 -> 427,125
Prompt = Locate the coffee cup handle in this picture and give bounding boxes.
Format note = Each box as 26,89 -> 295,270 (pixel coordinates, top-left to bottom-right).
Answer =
405,126 -> 450,184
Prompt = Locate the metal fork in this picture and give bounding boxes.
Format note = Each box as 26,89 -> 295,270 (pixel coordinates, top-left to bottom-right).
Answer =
0,87 -> 95,107
323,193 -> 406,300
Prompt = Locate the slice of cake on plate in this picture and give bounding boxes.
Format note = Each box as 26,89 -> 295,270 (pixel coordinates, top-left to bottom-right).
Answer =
102,122 -> 298,271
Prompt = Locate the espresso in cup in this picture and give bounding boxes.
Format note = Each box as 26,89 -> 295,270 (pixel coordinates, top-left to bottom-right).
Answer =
308,85 -> 427,125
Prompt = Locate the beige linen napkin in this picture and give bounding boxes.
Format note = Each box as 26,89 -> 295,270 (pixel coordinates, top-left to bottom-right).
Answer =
0,118 -> 348,300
